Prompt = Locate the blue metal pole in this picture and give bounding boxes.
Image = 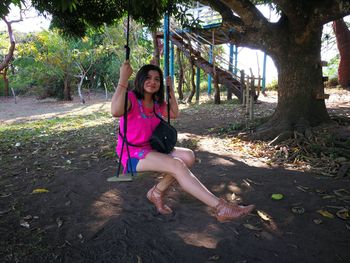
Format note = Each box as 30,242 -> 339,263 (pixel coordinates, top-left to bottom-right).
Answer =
262,52 -> 267,92
234,45 -> 238,75
170,42 -> 174,85
207,44 -> 213,95
163,13 -> 169,77
229,43 -> 234,73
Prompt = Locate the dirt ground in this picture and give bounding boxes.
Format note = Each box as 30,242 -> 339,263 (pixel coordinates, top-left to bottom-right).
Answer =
0,90 -> 350,263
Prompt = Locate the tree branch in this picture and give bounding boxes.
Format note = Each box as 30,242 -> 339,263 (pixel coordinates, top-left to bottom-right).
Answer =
0,18 -> 17,71
314,0 -> 350,25
196,0 -> 278,50
199,0 -> 244,32
218,0 -> 270,30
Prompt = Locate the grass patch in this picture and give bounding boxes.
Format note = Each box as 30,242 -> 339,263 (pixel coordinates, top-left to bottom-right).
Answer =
0,112 -> 113,148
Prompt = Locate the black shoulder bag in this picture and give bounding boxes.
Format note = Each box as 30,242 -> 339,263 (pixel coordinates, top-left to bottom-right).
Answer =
150,109 -> 177,154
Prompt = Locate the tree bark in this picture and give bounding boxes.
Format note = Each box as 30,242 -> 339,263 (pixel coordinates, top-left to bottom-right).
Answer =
333,19 -> 350,88
0,19 -> 15,73
63,73 -> 72,101
213,71 -> 220,104
176,48 -> 184,100
191,0 -> 350,140
187,58 -> 196,103
151,31 -> 160,66
1,68 -> 9,97
227,84 -> 233,100
255,28 -> 330,139
0,18 -> 15,97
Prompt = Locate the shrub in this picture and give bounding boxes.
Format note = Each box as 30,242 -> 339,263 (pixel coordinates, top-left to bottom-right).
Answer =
325,77 -> 339,88
266,79 -> 278,91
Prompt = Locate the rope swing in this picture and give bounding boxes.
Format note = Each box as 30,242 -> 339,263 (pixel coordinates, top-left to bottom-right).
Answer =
107,2 -> 172,182
108,0 -> 135,182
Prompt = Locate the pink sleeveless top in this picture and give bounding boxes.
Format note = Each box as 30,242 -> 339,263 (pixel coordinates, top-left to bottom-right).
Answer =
116,91 -> 166,171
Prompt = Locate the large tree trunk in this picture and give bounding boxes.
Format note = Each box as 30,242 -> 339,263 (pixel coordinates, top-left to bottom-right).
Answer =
189,0 -> 350,141
333,19 -> 350,88
255,28 -> 330,140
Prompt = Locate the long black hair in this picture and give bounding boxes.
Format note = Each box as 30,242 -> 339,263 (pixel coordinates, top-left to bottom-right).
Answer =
133,64 -> 165,104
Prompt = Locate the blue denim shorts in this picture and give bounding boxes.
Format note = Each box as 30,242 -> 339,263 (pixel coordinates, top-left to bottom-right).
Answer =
124,157 -> 139,174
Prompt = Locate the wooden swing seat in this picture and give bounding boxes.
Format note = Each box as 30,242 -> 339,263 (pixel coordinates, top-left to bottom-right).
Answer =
106,171 -> 160,182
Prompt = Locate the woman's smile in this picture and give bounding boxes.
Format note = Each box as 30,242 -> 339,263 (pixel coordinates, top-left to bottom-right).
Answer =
144,70 -> 161,93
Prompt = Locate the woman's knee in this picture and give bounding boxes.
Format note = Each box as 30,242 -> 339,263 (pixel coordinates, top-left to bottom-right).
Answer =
170,157 -> 188,173
182,149 -> 195,167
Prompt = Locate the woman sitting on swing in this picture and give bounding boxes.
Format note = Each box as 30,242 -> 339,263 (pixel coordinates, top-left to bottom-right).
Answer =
111,61 -> 255,222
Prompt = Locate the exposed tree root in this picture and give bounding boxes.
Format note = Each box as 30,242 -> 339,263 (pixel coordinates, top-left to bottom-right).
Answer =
239,115 -> 326,144
232,121 -> 350,177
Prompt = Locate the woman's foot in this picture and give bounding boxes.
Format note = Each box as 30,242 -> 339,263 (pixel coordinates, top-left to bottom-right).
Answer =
215,198 -> 255,222
147,185 -> 173,215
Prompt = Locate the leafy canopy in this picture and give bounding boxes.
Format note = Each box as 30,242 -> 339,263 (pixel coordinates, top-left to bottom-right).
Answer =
29,0 -> 192,37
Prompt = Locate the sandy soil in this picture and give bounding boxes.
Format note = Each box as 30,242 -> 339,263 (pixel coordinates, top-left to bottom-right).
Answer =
0,89 -> 349,263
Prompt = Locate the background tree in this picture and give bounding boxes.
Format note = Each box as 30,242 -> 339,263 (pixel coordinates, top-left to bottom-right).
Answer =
176,47 -> 184,100
332,18 -> 350,88
0,7 -> 24,96
10,21 -> 154,99
197,0 -> 350,139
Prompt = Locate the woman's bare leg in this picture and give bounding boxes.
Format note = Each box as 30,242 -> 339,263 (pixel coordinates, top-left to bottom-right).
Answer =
156,147 -> 195,192
137,151 -> 219,208
138,150 -> 255,220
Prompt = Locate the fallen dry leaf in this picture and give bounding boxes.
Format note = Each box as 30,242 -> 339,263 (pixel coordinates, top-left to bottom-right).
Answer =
317,210 -> 334,219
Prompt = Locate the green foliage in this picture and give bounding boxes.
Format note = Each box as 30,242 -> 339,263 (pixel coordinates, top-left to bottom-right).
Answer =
0,78 -> 4,96
31,0 -> 192,37
0,111 -> 113,157
0,0 -> 24,17
11,30 -> 77,98
327,77 -> 339,87
266,79 -> 278,91
323,55 -> 340,78
7,20 -> 154,98
218,122 -> 245,134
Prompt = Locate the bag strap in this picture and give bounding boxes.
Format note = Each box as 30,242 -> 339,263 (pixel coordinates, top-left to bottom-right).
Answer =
153,100 -> 171,124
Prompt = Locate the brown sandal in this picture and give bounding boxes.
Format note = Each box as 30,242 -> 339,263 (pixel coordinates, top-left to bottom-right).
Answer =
147,185 -> 173,215
215,198 -> 255,222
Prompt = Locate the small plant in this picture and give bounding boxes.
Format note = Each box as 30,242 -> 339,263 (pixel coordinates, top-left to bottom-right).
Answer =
325,77 -> 338,88
266,79 -> 278,91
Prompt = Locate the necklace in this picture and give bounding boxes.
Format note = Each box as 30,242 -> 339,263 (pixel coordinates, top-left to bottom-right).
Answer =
137,99 -> 159,119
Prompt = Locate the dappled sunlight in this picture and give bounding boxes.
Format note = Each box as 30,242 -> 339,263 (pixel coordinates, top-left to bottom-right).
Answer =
194,136 -> 270,169
2,106 -> 111,126
256,209 -> 282,236
211,181 -> 246,202
240,209 -> 283,239
212,156 -> 236,166
0,112 -> 113,141
0,96 -> 111,124
227,182 -> 242,194
89,189 -> 123,232
173,223 -> 221,249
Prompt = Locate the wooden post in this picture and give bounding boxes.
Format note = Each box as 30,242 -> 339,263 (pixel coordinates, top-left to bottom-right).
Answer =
11,87 -> 16,104
249,78 -> 254,120
240,70 -> 245,105
246,78 -> 250,114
